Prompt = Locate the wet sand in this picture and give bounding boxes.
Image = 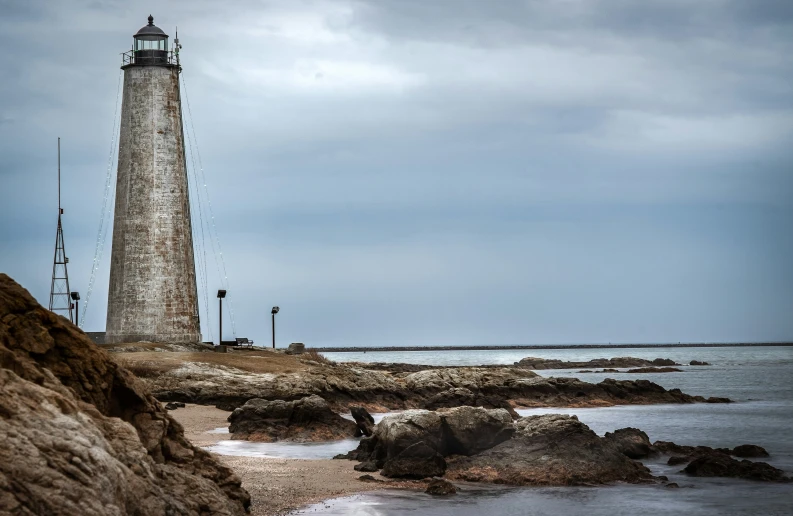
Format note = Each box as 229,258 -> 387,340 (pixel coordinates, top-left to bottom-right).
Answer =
170,404 -> 408,515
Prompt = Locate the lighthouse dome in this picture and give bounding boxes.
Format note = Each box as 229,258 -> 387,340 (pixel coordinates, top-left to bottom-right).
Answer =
135,15 -> 168,39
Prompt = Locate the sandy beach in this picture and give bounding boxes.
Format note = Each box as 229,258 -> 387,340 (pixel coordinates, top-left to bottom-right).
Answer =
171,404 -> 401,515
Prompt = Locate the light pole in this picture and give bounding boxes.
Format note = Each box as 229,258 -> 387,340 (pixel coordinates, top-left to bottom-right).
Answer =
271,306 -> 279,349
217,290 -> 227,346
70,291 -> 80,326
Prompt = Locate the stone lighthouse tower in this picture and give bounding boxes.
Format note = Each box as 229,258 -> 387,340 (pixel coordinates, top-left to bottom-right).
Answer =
105,15 -> 200,344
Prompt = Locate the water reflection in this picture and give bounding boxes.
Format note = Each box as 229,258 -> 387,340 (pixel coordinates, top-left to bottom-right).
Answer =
206,438 -> 361,459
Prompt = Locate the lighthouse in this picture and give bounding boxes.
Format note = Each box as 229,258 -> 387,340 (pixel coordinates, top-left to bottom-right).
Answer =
105,15 -> 200,344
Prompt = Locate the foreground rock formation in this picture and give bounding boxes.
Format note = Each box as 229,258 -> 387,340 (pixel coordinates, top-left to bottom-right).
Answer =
340,410 -> 652,485
0,274 -> 250,515
228,395 -> 357,442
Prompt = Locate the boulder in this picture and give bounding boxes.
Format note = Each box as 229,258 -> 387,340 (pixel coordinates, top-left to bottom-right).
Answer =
350,406 -> 375,437
228,395 -> 357,442
684,454 -> 790,482
381,441 -> 447,479
426,479 -> 457,495
689,360 -> 709,366
445,414 -> 653,486
286,342 -> 305,355
439,406 -> 515,456
706,397 -> 732,403
603,427 -> 657,459
373,410 -> 445,461
0,273 -> 250,515
732,444 -> 769,458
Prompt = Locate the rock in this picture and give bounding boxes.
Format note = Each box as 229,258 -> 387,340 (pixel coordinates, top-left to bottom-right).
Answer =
603,428 -> 657,459
666,483 -> 680,488
285,342 -> 305,355
228,395 -> 357,442
732,444 -> 769,458
624,367 -> 683,373
174,401 -> 186,407
445,414 -> 653,486
165,402 -> 180,410
0,273 -> 250,515
354,461 -> 379,472
350,406 -> 375,437
656,440 -> 771,463
684,454 -> 790,482
651,358 -> 677,366
706,397 -> 732,403
373,410 -> 445,461
426,479 -> 457,495
439,406 -> 515,456
689,360 -> 709,366
381,441 -> 447,479
358,474 -> 382,482
422,387 -> 519,417
514,356 -> 679,370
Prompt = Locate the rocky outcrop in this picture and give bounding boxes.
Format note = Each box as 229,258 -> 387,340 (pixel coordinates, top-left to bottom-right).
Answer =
0,273 -> 250,515
350,406 -> 375,437
228,395 -> 357,442
445,415 -> 653,486
624,367 -> 682,373
604,427 -> 657,459
654,441 -> 770,464
689,360 -> 710,366
341,407 -> 514,478
515,357 -> 680,370
684,454 -> 790,482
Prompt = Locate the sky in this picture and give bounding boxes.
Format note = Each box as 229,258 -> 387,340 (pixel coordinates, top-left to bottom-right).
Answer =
0,0 -> 791,346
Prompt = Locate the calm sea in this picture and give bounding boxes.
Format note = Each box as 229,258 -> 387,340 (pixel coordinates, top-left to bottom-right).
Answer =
295,346 -> 793,515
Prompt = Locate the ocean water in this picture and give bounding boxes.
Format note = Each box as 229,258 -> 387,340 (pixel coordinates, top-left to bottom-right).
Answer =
292,346 -> 793,515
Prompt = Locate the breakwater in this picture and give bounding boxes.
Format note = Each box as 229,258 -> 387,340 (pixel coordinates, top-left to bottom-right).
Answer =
310,342 -> 793,353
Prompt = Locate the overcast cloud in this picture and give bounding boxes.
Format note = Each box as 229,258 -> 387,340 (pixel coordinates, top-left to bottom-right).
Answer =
0,0 -> 791,346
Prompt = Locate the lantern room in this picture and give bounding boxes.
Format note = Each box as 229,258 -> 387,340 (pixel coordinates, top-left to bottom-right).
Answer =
132,15 -> 170,65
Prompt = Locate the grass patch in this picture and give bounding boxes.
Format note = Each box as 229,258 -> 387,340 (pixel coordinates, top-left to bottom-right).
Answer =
117,358 -> 178,379
303,349 -> 335,365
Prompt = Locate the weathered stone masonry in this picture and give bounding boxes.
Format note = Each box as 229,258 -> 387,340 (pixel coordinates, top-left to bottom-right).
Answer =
105,63 -> 200,343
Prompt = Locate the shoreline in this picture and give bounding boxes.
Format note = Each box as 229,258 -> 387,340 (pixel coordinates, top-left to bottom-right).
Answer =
313,342 -> 793,353
170,404 -> 408,516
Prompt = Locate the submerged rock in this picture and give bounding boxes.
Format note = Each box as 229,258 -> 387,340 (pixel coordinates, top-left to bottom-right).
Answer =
624,367 -> 683,373
445,415 -> 653,486
228,395 -> 357,442
0,273 -> 250,515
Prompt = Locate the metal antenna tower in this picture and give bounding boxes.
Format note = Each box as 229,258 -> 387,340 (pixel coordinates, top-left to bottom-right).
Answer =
49,137 -> 74,323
